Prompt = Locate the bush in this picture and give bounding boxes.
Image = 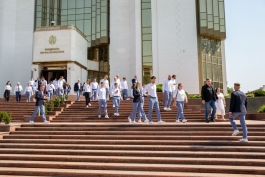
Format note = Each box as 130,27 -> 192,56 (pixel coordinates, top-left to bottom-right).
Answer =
0,112 -> 12,124
65,94 -> 69,101
47,100 -> 55,112
143,75 -> 150,85
60,95 -> 65,104
54,96 -> 61,107
258,105 -> 265,113
247,93 -> 254,97
156,84 -> 162,92
224,94 -> 231,98
254,90 -> 265,97
190,95 -> 201,98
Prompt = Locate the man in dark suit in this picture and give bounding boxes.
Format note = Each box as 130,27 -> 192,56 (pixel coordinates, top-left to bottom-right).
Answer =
132,76 -> 138,85
201,78 -> 218,123
29,84 -> 50,124
229,83 -> 248,142
74,79 -> 83,101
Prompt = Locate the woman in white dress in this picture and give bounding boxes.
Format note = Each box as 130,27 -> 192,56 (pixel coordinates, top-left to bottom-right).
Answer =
215,88 -> 226,120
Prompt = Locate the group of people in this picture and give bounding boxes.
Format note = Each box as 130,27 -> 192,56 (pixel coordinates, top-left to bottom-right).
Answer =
3,74 -> 249,142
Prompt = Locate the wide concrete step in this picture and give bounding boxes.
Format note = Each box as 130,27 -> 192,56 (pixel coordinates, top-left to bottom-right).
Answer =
1,154 -> 265,166
1,167 -> 261,177
1,139 -> 265,146
1,143 -> 265,153
9,131 -> 265,136
3,135 -> 265,141
1,149 -> 265,159
1,160 -> 265,175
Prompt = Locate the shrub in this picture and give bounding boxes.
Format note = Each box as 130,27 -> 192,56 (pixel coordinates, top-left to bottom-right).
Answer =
246,93 -> 254,97
65,94 -> 69,101
224,94 -> 231,98
60,95 -> 65,104
190,95 -> 201,98
143,75 -> 150,85
254,90 -> 265,97
258,105 -> 265,113
54,96 -> 61,107
47,100 -> 55,112
0,112 -> 12,124
156,84 -> 162,92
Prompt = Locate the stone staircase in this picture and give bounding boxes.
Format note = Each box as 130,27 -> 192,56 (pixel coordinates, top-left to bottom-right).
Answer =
0,123 -> 265,176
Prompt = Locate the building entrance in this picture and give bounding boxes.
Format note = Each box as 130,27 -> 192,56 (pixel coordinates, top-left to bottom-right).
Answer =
41,70 -> 67,82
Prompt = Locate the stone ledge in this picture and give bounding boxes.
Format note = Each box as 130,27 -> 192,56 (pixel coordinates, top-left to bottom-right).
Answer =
23,116 -> 54,123
0,124 -> 21,132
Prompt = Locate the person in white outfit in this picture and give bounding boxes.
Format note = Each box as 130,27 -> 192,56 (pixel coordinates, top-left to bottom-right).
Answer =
57,77 -> 64,97
100,75 -> 109,100
173,83 -> 188,123
14,82 -> 23,102
162,75 -> 174,110
46,81 -> 55,101
29,78 -> 35,95
97,81 -> 109,118
4,81 -> 12,102
215,88 -> 226,120
172,75 -> 177,106
91,78 -> 99,101
112,83 -> 121,116
121,77 -> 129,100
83,79 -> 92,107
24,83 -> 33,102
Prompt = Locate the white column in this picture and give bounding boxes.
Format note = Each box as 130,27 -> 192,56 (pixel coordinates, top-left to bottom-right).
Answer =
67,62 -> 82,94
221,41 -> 228,95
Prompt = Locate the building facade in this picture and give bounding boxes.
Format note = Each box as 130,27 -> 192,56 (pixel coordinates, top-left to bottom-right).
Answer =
0,0 -> 227,96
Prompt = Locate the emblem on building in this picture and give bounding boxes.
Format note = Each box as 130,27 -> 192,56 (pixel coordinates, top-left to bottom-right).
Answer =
49,35 -> 56,45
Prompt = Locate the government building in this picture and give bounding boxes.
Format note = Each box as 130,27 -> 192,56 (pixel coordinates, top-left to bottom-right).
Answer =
0,0 -> 227,95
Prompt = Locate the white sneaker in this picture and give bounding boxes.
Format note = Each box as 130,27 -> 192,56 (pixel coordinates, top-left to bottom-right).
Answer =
158,121 -> 165,124
33,98 -> 36,102
128,117 -> 131,123
144,119 -> 149,123
29,121 -> 35,124
113,105 -> 115,108
182,119 -> 187,123
232,130 -> 240,136
102,105 -> 104,107
89,103 -> 91,106
138,120 -> 142,123
239,138 -> 248,142
116,113 -> 119,116
131,121 -> 136,124
164,107 -> 167,110
126,98 -> 130,100
43,121 -> 50,124
105,115 -> 109,119
98,115 -> 101,118
176,120 -> 180,123
86,105 -> 88,108
167,108 -> 171,110
149,121 -> 155,125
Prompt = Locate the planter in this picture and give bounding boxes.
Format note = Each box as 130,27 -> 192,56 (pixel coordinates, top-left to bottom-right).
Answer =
54,107 -> 64,112
157,92 -> 165,105
47,111 -> 60,116
0,124 -> 21,132
23,115 -> 53,122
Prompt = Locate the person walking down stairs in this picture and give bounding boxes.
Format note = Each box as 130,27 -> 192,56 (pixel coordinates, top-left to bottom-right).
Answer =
83,79 -> 92,107
111,83 -> 121,116
29,84 -> 50,124
24,82 -> 33,102
74,79 -> 83,101
4,81 -> 12,102
173,83 -> 188,123
97,81 -> 109,119
14,82 -> 23,102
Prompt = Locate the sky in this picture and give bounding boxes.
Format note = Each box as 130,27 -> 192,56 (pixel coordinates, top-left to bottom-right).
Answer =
225,0 -> 265,92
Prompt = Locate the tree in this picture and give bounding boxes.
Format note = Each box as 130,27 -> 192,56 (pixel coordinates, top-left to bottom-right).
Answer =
227,87 -> 233,95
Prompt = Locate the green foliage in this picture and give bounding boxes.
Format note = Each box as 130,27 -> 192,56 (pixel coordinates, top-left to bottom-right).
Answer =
0,112 -> 12,124
224,94 -> 231,98
246,93 -> 254,97
65,94 -> 69,101
185,92 -> 189,98
47,100 -> 55,112
156,84 -> 162,92
143,75 -> 150,85
44,102 -> 48,114
54,96 -> 61,107
227,87 -> 233,95
258,105 -> 265,113
60,95 -> 65,104
254,90 -> 265,97
189,95 -> 201,98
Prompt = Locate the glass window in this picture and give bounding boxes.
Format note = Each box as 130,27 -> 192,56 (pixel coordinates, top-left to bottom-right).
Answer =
143,41 -> 152,56
76,8 -> 84,14
142,3 -> 151,9
68,9 -> 75,15
199,0 -> 206,12
61,0 -> 68,9
37,0 -> 42,5
85,8 -> 91,13
76,14 -> 84,20
76,20 -> 84,31
68,15 -> 75,21
142,9 -> 152,27
206,0 -> 213,14
101,13 -> 107,31
85,0 -> 91,7
142,27 -> 151,34
68,0 -> 75,8
143,34 -> 152,40
76,0 -> 84,8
